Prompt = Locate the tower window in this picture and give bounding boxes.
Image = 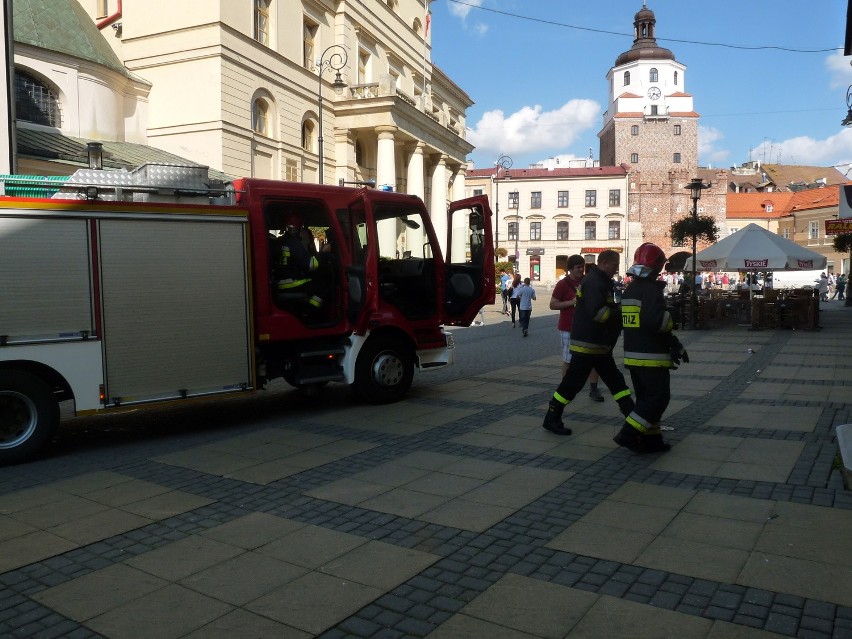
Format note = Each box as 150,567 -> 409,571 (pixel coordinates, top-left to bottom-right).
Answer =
674,71 -> 678,85
631,125 -> 639,136
623,71 -> 630,86
630,153 -> 639,163
673,152 -> 681,163
15,69 -> 62,127
674,124 -> 681,135
650,105 -> 658,115
649,68 -> 658,82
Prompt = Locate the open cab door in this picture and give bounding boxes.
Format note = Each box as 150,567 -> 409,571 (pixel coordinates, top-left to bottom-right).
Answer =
444,195 -> 494,326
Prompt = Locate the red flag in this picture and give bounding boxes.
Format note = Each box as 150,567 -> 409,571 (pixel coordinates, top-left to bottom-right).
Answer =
425,12 -> 431,37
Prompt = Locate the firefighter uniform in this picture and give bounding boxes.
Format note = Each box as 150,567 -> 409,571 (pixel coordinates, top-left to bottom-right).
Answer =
614,243 -> 687,453
543,258 -> 634,435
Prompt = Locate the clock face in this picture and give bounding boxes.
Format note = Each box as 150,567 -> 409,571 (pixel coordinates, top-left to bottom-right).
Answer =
647,87 -> 661,100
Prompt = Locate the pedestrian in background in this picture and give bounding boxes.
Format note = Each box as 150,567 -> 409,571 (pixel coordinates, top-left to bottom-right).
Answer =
832,273 -> 847,301
517,277 -> 536,337
499,269 -> 511,315
508,273 -> 521,328
550,255 -> 604,401
542,250 -> 635,436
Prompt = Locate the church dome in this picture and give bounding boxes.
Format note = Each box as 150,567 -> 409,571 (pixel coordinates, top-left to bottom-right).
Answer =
614,4 -> 676,67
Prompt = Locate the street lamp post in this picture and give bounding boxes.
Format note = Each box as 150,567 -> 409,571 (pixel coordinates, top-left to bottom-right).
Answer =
684,177 -> 711,329
512,191 -> 520,275
315,45 -> 347,184
843,85 -> 852,306
493,154 -> 512,260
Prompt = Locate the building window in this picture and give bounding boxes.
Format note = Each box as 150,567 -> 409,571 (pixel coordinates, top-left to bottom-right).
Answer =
530,222 -> 541,241
584,221 -> 596,240
631,125 -> 639,136
252,98 -> 269,135
783,228 -> 790,239
674,71 -> 678,85
508,191 -> 519,209
585,190 -> 597,207
97,0 -> 108,18
557,221 -> 569,240
609,189 -> 621,206
674,124 -> 681,135
650,105 -> 658,115
530,191 -> 541,209
809,221 -> 819,240
284,157 -> 298,181
358,51 -> 369,84
473,189 -> 483,196
624,71 -> 630,86
608,221 -> 621,240
673,152 -> 681,163
630,153 -> 638,163
254,0 -> 270,46
301,120 -> 314,151
649,68 -> 658,82
557,191 -> 569,207
508,222 -> 518,241
15,70 -> 62,127
303,20 -> 317,70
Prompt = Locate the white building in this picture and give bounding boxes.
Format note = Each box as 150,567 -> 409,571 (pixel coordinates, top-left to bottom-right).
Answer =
466,165 -> 630,286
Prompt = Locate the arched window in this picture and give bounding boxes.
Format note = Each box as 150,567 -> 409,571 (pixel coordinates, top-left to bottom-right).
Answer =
252,98 -> 269,136
673,71 -> 678,86
15,69 -> 62,127
649,68 -> 658,83
301,120 -> 314,152
623,71 -> 630,86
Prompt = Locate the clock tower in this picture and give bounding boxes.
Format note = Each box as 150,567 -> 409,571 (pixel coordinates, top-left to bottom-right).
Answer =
598,4 -> 727,260
598,4 -> 698,172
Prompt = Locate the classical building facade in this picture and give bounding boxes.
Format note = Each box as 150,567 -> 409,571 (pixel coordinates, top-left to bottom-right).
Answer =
466,166 -> 629,284
72,0 -> 471,235
598,5 -> 728,259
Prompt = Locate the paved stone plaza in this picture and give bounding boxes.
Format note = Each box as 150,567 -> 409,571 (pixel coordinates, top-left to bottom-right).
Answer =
0,303 -> 850,638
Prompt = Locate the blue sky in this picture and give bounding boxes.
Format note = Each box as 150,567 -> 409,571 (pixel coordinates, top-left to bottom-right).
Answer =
428,0 -> 852,174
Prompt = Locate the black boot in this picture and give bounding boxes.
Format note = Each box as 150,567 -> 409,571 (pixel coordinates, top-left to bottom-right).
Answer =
543,399 -> 572,435
613,423 -> 641,451
639,434 -> 671,453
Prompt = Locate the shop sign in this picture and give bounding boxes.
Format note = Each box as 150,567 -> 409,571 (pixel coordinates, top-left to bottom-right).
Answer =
825,219 -> 852,234
581,246 -> 623,253
526,248 -> 545,255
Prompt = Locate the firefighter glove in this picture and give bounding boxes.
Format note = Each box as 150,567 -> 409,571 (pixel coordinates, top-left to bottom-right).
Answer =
670,336 -> 689,368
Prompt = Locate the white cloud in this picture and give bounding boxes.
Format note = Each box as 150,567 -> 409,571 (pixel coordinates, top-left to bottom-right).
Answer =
752,128 -> 852,166
468,100 -> 601,156
825,51 -> 852,89
473,22 -> 489,36
448,0 -> 483,20
698,125 -> 729,166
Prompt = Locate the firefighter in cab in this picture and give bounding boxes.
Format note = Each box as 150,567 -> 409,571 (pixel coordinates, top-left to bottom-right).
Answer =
274,213 -> 324,316
615,242 -> 689,453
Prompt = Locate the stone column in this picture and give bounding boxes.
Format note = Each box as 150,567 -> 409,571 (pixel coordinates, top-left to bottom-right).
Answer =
404,142 -> 426,256
451,165 -> 466,202
376,126 -> 398,256
430,154 -> 448,256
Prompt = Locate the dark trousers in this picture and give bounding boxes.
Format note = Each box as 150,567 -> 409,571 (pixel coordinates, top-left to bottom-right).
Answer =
501,289 -> 509,312
519,309 -> 532,332
509,297 -> 520,322
554,351 -> 630,403
627,367 -> 671,427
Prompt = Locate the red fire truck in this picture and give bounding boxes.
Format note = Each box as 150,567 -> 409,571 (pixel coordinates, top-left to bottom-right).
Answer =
0,164 -> 493,464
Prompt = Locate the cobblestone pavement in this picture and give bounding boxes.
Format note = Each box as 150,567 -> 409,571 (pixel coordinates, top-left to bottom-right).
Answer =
1,302 -> 851,638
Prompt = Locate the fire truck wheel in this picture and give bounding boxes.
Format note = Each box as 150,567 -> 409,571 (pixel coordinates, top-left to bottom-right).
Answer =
0,371 -> 59,465
353,337 -> 414,404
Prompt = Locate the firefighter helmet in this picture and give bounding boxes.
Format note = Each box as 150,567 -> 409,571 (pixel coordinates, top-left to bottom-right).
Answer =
628,242 -> 666,278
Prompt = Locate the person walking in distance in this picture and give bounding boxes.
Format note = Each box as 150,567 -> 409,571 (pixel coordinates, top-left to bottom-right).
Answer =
550,255 -> 605,402
499,269 -> 511,315
614,243 -> 689,453
508,273 -> 521,328
517,277 -> 536,337
542,250 -> 634,435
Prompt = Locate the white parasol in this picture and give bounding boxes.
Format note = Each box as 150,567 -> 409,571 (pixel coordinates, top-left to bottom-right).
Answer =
694,223 -> 827,273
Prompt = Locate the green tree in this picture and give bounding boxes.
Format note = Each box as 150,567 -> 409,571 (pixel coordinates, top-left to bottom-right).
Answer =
669,215 -> 719,246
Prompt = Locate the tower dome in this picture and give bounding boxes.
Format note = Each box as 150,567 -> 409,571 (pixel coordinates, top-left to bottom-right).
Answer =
614,4 -> 676,67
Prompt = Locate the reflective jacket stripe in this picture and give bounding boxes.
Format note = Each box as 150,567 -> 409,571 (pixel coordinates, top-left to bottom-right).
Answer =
626,412 -> 653,433
569,339 -> 611,355
659,310 -> 674,333
613,389 -> 632,401
553,392 -> 570,405
593,306 -> 611,323
624,351 -> 672,367
278,278 -> 311,289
